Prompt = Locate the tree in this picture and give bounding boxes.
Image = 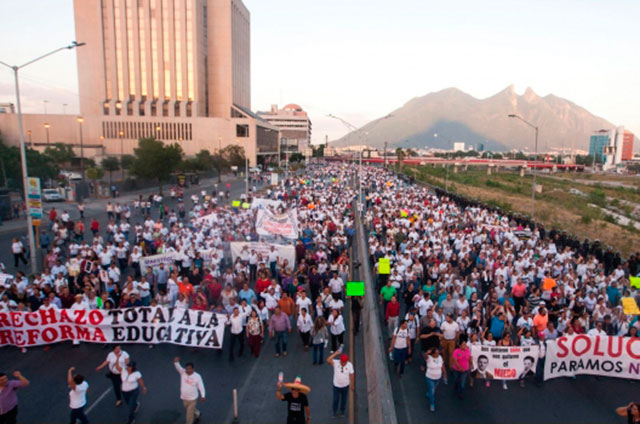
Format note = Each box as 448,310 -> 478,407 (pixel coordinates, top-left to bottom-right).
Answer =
406,148 -> 418,157
129,137 -> 183,192
101,156 -> 120,185
289,152 -> 304,163
194,150 -> 215,171
120,154 -> 135,171
220,145 -> 246,167
312,144 -> 325,157
44,143 -> 75,168
86,167 -> 104,197
395,147 -> 406,170
0,138 -> 58,189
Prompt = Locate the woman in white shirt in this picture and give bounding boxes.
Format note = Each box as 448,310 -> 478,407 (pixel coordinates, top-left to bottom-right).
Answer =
114,356 -> 147,424
425,348 -> 446,412
297,307 -> 313,351
68,367 -> 90,424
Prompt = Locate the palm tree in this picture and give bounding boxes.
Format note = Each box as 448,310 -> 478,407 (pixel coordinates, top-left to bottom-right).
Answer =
395,147 -> 406,171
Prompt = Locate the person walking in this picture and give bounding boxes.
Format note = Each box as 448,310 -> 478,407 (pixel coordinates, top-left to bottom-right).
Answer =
327,351 -> 354,418
227,307 -> 245,361
11,238 -> 28,268
0,371 -> 29,423
310,317 -> 328,365
327,309 -> 345,354
246,309 -> 264,358
276,380 -> 310,424
173,357 -> 206,424
269,306 -> 292,357
389,320 -> 411,377
616,402 -> 640,424
451,337 -> 472,400
297,308 -> 313,351
113,357 -> 147,424
425,348 -> 446,412
67,367 -> 89,424
95,345 -> 129,406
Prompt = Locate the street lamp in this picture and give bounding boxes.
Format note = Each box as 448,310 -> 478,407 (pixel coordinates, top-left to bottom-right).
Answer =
119,130 -> 125,181
0,40 -> 85,274
508,114 -> 539,221
44,123 -> 50,145
77,117 -> 85,181
43,99 -> 48,114
27,130 -> 32,147
327,113 -> 392,211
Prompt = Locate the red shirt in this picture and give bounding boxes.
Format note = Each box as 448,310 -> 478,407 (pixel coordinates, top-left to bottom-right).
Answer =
255,278 -> 271,294
385,301 -> 400,320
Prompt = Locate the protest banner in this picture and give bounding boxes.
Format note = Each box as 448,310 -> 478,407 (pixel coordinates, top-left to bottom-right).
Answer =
255,208 -> 299,239
195,213 -> 218,227
250,198 -> 284,210
229,241 -> 296,267
0,273 -> 14,288
471,345 -> 539,380
0,307 -> 226,349
139,252 -> 177,273
544,335 -> 640,380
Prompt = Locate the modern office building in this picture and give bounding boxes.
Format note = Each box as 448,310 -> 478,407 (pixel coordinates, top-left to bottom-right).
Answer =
257,104 -> 312,159
622,130 -> 635,161
0,0 -> 278,165
589,127 -> 631,170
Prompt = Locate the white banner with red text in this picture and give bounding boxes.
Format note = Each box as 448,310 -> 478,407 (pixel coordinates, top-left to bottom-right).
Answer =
471,345 -> 539,380
255,208 -> 299,239
544,335 -> 640,380
229,241 -> 296,268
0,307 -> 226,349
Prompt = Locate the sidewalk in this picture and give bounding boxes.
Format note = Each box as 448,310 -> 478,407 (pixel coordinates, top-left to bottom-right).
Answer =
0,173 -> 240,235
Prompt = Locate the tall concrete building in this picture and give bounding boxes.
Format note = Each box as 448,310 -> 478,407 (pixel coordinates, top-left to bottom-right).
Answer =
622,130 -> 635,161
0,0 -> 277,165
589,127 -> 631,170
258,104 -> 312,159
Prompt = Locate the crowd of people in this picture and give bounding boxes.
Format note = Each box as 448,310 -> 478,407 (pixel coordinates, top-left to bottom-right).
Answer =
2,160 -> 639,422
363,167 -> 640,411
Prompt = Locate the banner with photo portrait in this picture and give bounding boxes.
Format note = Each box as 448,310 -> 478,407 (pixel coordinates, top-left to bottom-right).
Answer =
255,208 -> 299,239
544,335 -> 640,380
471,345 -> 539,380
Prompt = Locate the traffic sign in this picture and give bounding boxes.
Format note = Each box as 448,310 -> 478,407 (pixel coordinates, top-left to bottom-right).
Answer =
27,177 -> 43,218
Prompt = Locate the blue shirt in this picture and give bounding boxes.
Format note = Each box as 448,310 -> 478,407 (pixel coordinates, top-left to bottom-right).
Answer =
490,316 -> 506,339
239,288 -> 257,305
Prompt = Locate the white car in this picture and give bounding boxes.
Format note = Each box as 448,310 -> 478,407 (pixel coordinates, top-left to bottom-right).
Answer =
42,189 -> 64,202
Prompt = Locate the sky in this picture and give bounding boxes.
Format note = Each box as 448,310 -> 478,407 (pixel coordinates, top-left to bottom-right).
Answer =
1,0 -> 639,146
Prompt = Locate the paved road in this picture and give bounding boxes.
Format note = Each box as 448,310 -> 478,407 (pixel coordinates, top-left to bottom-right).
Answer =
0,174 -> 369,424
0,175 -> 246,275
0,317 -> 367,424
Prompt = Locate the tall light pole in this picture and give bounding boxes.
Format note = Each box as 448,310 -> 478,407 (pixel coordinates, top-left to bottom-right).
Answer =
240,138 -> 248,197
327,113 -> 393,211
44,123 -> 50,145
62,103 -> 68,114
43,100 -> 48,114
77,117 -> 85,181
0,40 -> 85,274
508,114 -> 539,220
119,130 -> 125,181
27,130 -> 32,147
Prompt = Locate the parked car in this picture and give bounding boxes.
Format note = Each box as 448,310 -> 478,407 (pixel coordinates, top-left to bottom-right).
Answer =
42,189 -> 64,202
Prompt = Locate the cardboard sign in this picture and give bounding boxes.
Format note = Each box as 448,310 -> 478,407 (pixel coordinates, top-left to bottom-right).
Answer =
630,276 -> 640,289
232,200 -> 241,208
621,297 -> 640,315
346,281 -> 365,297
242,202 -> 250,209
378,258 -> 390,275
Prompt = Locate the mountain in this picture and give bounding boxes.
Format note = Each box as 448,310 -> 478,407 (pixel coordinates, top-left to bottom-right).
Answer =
332,85 -> 615,152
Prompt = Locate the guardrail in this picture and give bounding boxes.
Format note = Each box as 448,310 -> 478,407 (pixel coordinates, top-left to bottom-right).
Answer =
354,200 -> 398,424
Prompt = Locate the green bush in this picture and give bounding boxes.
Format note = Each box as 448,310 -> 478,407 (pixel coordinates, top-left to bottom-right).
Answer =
588,189 -> 607,207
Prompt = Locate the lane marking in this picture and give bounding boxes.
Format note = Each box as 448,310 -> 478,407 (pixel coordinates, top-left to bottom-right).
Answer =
86,386 -> 112,414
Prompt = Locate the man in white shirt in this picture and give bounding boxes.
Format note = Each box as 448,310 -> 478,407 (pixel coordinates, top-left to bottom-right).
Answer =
326,351 -> 355,418
173,357 -> 206,424
227,307 -> 245,361
67,367 -> 89,424
328,272 -> 344,297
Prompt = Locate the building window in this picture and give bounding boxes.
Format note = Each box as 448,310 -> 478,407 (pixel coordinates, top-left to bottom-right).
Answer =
237,124 -> 249,138
162,101 -> 169,117
186,101 -> 192,117
174,101 -> 180,117
151,101 -> 157,117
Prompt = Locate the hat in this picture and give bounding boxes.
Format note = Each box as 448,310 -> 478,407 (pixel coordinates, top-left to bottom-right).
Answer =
297,286 -> 305,292
340,354 -> 349,363
539,301 -> 546,306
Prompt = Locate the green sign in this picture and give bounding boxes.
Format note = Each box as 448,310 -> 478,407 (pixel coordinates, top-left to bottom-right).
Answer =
378,258 -> 390,274
346,281 -> 365,297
